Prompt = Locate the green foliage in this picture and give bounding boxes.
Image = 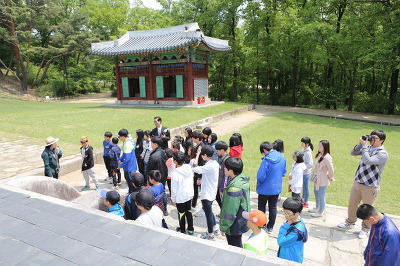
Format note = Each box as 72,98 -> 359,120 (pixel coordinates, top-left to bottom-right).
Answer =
353,92 -> 390,114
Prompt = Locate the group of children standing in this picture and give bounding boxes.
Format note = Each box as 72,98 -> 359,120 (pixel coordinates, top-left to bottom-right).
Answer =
88,123 -> 317,263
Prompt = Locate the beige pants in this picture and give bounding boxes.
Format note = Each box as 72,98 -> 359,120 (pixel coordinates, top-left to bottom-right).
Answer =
82,168 -> 99,187
345,181 -> 379,231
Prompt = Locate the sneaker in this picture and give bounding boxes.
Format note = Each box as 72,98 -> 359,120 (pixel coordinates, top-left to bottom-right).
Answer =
201,233 -> 215,240
117,182 -> 122,185
191,207 -> 198,212
195,209 -> 205,217
214,228 -> 220,236
187,230 -> 194,236
81,185 -> 90,191
266,228 -> 273,234
310,212 -> 323,217
112,185 -> 119,190
337,222 -> 354,230
308,208 -> 318,213
358,231 -> 368,239
95,185 -> 100,191
176,227 -> 181,232
163,210 -> 169,216
303,203 -> 309,208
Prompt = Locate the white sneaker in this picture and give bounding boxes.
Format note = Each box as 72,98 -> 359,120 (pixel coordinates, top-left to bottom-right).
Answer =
358,231 -> 368,239
310,212 -> 323,217
337,222 -> 354,230
214,228 -> 220,236
308,208 -> 318,213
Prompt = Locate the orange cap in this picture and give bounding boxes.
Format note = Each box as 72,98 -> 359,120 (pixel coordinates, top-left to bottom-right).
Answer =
242,210 -> 267,227
80,136 -> 88,142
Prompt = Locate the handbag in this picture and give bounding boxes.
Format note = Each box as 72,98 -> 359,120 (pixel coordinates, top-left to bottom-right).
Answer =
309,173 -> 318,183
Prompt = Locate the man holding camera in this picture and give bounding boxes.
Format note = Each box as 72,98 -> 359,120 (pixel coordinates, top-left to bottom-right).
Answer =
338,130 -> 389,239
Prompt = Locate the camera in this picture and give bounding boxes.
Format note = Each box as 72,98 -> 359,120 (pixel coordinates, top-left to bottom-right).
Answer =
362,135 -> 372,141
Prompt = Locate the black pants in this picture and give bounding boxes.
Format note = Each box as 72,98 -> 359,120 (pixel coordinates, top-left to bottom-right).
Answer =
124,171 -> 134,194
226,234 -> 242,248
258,194 -> 279,229
167,178 -> 172,196
292,192 -> 301,199
192,175 -> 200,208
215,189 -> 222,208
176,200 -> 194,233
111,166 -> 121,186
103,156 -> 112,177
137,158 -> 145,177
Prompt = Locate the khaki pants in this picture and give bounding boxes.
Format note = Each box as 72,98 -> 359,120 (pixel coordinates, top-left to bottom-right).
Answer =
345,181 -> 379,231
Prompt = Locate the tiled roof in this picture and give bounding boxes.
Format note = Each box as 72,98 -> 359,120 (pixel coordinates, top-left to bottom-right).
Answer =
89,23 -> 231,56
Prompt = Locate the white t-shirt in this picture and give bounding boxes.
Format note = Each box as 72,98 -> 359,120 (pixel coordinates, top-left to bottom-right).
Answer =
136,206 -> 163,227
192,159 -> 219,201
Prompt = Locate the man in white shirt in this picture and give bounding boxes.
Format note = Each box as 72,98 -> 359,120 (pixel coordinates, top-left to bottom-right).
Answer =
135,188 -> 163,227
192,145 -> 219,240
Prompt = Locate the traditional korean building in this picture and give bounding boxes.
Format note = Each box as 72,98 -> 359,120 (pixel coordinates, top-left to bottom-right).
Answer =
89,23 -> 231,105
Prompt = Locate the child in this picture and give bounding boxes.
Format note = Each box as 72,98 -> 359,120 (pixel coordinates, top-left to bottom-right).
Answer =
124,172 -> 146,220
242,210 -> 269,254
117,129 -> 137,194
109,137 -> 122,189
278,197 -> 308,263
208,133 -> 218,159
215,141 -> 230,208
103,132 -> 113,182
135,129 -> 145,176
192,145 -> 219,240
191,130 -> 205,210
288,150 -> 306,199
80,136 -> 99,191
229,134 -> 244,159
141,130 -> 152,174
202,127 -> 212,145
171,151 -> 194,235
134,188 -> 163,227
100,190 -> 124,217
165,148 -> 175,197
219,157 -> 250,247
148,170 -> 168,228
300,137 -> 313,208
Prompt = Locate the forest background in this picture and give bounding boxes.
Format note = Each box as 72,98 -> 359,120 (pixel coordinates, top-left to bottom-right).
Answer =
1,0 -> 399,114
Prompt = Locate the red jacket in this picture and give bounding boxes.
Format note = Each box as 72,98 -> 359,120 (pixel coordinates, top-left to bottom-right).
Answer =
229,145 -> 244,159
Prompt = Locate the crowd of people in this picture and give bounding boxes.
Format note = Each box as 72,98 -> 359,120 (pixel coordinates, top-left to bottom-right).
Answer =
41,120 -> 400,264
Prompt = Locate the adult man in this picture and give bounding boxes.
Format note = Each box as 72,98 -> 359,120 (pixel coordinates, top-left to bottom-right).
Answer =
356,204 -> 400,265
338,130 -> 389,239
256,141 -> 286,234
146,136 -> 168,186
151,116 -> 170,150
117,129 -> 137,194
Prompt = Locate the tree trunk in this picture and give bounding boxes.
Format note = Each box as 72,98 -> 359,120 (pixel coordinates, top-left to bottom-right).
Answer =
388,68 -> 399,114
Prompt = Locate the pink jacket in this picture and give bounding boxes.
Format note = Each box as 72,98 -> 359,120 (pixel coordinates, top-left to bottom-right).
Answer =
313,154 -> 334,190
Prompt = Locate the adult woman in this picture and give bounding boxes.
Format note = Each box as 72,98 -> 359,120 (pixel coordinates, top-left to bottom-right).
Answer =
300,137 -> 314,208
208,133 -> 218,159
41,136 -> 63,179
183,127 -> 193,153
309,140 -> 334,217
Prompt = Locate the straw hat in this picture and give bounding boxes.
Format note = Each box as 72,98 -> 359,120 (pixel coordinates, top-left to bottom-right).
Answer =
45,136 -> 59,146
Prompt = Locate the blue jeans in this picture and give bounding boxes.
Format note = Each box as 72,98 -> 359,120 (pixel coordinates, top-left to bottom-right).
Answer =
302,174 -> 310,203
201,199 -> 216,234
314,185 -> 327,214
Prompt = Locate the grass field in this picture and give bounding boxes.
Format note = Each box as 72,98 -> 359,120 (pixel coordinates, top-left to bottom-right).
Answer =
217,112 -> 400,215
0,97 -> 246,155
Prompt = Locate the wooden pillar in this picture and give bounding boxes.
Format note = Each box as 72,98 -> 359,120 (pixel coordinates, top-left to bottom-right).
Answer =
115,57 -> 122,100
187,62 -> 194,101
148,63 -> 155,101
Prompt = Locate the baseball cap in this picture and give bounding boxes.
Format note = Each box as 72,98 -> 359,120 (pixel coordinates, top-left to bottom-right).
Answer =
133,188 -> 154,208
132,172 -> 145,187
80,136 -> 88,142
100,190 -> 120,205
117,129 -> 129,137
292,150 -> 304,158
242,210 -> 267,227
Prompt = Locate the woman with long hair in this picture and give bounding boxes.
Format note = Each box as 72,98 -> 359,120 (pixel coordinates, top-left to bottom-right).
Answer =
309,140 -> 334,217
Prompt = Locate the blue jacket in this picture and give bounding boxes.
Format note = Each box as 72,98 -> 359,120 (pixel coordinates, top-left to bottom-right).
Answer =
109,144 -> 121,167
103,140 -> 112,157
119,138 -> 137,172
364,214 -> 400,266
108,203 -> 125,217
256,150 -> 286,195
277,219 -> 307,263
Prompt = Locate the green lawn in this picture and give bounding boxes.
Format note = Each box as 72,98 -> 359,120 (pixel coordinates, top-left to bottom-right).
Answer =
0,97 -> 246,155
218,112 -> 400,215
